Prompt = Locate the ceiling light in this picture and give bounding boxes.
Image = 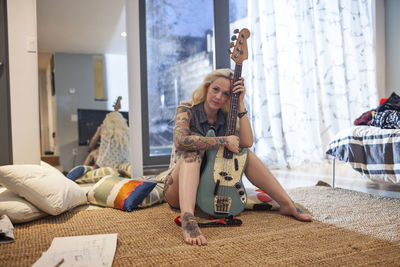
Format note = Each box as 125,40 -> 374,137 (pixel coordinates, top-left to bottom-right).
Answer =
120,32 -> 127,37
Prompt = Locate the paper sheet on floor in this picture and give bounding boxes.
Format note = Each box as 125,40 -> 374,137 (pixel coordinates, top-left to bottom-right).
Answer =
32,233 -> 117,267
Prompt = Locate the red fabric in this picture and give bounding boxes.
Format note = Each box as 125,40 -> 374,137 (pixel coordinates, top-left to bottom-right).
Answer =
174,215 -> 241,227
379,98 -> 388,105
174,216 -> 182,226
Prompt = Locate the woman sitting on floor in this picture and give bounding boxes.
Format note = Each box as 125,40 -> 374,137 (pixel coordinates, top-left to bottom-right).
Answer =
163,69 -> 312,246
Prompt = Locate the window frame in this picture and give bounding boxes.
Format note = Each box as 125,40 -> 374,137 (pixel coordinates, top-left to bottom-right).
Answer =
139,0 -> 231,167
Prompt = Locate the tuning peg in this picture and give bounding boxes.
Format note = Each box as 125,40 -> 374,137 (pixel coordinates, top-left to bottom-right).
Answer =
233,29 -> 239,34
227,49 -> 232,55
229,42 -> 234,48
231,35 -> 237,41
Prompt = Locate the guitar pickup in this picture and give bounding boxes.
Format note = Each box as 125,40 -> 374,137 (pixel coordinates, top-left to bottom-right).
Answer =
234,158 -> 239,171
213,180 -> 220,196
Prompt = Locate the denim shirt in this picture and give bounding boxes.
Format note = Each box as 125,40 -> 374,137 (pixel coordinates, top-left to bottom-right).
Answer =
189,102 -> 227,137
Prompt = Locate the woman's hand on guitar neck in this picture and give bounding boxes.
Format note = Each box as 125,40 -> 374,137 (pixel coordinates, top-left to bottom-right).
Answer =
231,77 -> 246,112
224,135 -> 240,153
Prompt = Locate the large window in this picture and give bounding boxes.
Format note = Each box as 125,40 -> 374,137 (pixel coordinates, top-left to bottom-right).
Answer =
145,0 -> 214,158
140,0 -> 235,166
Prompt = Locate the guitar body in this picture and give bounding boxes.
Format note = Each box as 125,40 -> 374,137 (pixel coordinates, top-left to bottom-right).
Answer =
196,130 -> 249,217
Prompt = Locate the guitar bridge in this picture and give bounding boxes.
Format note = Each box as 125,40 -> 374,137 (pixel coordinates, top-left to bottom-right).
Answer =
214,196 -> 232,214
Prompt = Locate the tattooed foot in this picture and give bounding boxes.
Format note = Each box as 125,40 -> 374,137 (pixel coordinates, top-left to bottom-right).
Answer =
181,212 -> 207,246
280,204 -> 312,222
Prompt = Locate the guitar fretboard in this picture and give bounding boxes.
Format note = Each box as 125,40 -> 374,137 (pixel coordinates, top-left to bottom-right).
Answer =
224,64 -> 242,159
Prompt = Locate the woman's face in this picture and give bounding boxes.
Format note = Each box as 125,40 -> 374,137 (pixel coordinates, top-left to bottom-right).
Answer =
205,77 -> 231,112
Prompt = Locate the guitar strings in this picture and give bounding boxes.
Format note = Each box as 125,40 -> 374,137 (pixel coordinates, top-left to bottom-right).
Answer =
220,65 -> 241,212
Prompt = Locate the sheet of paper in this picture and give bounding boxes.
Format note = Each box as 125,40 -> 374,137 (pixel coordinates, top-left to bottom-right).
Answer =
32,233 -> 117,267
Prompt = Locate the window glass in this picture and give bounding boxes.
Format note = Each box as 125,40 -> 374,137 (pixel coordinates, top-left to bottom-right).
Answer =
229,1 -> 250,84
145,0 -> 215,156
229,0 -> 248,23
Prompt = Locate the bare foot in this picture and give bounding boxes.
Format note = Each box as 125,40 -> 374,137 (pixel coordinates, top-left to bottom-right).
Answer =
181,212 -> 207,246
280,204 -> 312,222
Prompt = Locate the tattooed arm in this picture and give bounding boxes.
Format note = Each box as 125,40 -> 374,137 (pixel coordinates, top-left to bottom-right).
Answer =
173,105 -> 229,151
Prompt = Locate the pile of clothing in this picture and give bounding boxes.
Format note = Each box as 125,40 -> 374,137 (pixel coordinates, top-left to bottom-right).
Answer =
354,92 -> 400,129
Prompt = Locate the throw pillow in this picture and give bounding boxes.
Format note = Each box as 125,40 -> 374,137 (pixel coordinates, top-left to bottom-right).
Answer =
75,167 -> 120,184
113,163 -> 131,177
245,188 -> 280,211
66,165 -> 94,181
0,164 -> 87,215
87,176 -> 156,211
0,188 -> 47,223
135,176 -> 165,208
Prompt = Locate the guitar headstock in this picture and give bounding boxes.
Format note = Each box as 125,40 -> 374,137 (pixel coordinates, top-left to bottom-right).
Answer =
113,96 -> 122,111
228,28 -> 250,64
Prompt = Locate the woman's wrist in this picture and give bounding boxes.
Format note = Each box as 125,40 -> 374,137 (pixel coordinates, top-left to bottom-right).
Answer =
238,109 -> 248,118
238,103 -> 246,113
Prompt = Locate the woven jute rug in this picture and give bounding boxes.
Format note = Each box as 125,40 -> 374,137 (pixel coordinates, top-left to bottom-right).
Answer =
1,186 -> 400,266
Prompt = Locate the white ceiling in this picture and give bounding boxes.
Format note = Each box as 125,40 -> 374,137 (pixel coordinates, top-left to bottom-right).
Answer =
36,0 -> 126,55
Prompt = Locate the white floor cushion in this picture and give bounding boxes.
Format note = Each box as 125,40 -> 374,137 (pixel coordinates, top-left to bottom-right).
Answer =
0,188 -> 47,223
0,164 -> 87,215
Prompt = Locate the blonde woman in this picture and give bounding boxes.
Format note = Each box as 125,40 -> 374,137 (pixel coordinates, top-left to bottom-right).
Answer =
163,69 -> 312,246
96,111 -> 130,167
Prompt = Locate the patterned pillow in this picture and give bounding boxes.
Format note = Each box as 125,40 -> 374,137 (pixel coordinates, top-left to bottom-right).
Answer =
75,167 -> 121,184
245,188 -> 280,211
87,176 -> 156,211
135,175 -> 165,208
113,163 -> 131,177
137,183 -> 165,208
66,165 -> 94,181
155,169 -> 170,184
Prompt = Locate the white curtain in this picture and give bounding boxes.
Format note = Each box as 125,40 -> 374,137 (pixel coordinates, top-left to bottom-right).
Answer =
245,0 -> 378,168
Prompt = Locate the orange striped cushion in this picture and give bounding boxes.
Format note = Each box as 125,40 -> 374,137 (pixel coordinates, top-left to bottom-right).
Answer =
87,176 -> 156,211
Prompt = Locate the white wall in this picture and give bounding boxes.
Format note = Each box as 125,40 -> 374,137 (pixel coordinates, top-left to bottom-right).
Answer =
375,0 -> 386,99
126,0 -> 143,177
104,54 -> 129,112
7,0 -> 40,164
385,0 -> 400,96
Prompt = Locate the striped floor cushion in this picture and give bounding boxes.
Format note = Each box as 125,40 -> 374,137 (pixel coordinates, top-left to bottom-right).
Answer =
87,176 -> 156,211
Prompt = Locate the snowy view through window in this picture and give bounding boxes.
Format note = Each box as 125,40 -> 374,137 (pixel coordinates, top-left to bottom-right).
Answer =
145,0 -> 247,156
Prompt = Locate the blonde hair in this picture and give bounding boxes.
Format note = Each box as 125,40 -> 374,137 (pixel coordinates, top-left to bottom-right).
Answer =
101,111 -> 130,149
191,68 -> 233,112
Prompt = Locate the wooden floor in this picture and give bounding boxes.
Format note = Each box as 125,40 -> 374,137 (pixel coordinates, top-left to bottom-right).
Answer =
243,159 -> 400,199
145,159 -> 400,199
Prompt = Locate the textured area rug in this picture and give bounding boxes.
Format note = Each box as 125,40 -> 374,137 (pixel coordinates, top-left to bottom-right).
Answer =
288,186 -> 400,244
1,186 -> 400,266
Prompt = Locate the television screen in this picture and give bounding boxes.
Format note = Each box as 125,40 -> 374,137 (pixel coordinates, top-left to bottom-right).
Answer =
77,109 -> 129,146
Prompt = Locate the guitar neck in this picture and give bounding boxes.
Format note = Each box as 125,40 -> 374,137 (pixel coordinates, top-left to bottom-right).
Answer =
224,64 -> 242,159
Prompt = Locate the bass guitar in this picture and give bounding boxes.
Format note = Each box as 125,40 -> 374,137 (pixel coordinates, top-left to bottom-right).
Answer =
196,28 -> 250,217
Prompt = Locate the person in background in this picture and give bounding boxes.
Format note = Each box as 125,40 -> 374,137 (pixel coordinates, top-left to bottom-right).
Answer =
95,111 -> 130,167
83,126 -> 101,167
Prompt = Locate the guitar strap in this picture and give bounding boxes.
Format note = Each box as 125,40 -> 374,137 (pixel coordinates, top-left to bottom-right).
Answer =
174,215 -> 242,227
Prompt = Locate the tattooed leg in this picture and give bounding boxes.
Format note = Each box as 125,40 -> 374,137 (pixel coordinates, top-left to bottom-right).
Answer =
163,173 -> 174,193
181,212 -> 207,246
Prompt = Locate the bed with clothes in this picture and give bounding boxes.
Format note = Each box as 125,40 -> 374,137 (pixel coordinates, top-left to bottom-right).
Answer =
326,92 -> 400,185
